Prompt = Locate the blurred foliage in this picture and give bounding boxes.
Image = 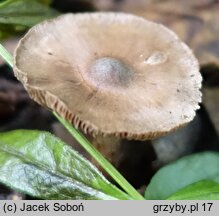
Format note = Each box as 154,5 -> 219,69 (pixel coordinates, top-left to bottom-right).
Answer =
167,180 -> 219,200
37,0 -> 52,5
0,0 -> 59,40
145,152 -> 219,200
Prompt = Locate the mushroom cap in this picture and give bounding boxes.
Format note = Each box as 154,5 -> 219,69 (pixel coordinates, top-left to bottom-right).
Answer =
14,13 -> 202,140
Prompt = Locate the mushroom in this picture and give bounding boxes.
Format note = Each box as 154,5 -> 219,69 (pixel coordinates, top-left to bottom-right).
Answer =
13,13 -> 202,174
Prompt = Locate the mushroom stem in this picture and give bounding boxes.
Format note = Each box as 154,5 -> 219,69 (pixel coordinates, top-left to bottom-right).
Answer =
91,135 -> 121,173
91,136 -> 156,188
54,112 -> 145,200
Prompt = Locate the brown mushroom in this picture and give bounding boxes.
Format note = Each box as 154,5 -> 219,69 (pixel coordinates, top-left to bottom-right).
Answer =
13,13 -> 202,177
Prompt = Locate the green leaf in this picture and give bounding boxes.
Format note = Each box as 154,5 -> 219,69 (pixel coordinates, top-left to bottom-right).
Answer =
167,180 -> 219,200
36,0 -> 52,5
0,0 -> 58,27
145,152 -> 219,200
0,130 -> 130,200
0,0 -> 52,6
0,0 -> 58,39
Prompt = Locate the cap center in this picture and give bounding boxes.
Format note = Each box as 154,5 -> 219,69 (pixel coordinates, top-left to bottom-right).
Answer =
89,57 -> 133,88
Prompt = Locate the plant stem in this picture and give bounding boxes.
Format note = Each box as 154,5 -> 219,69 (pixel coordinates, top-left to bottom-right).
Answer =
0,43 -> 145,200
54,112 -> 145,200
0,44 -> 13,67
